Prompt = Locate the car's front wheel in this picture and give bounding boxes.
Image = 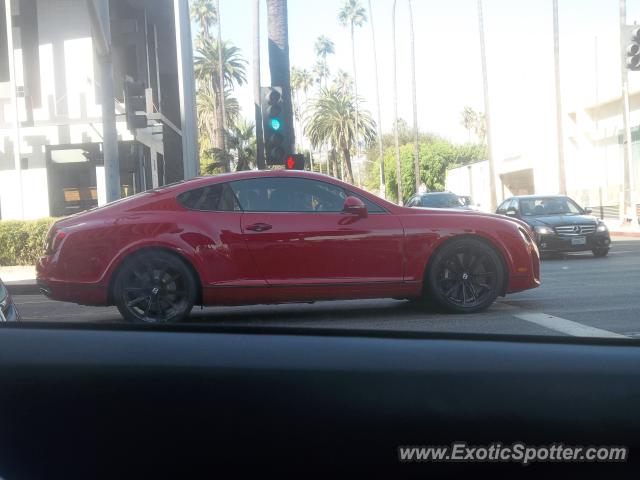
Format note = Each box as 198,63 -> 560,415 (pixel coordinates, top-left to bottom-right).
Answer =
426,238 -> 505,313
592,248 -> 609,257
113,250 -> 197,323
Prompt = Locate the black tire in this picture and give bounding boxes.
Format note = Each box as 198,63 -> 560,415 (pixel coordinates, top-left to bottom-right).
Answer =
113,250 -> 197,323
425,237 -> 505,314
592,248 -> 609,257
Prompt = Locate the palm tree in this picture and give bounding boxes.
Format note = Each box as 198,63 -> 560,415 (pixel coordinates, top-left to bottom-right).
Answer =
304,87 -> 376,184
460,106 -> 477,141
227,119 -> 257,172
477,0 -> 497,211
197,85 -> 240,172
190,0 -> 217,38
290,66 -> 304,150
332,69 -> 353,93
367,0 -> 385,198
298,68 -> 314,99
194,37 -> 247,170
314,35 -> 335,89
473,112 -> 487,143
313,60 -> 331,87
338,0 -> 367,158
252,0 -> 265,169
266,0 -> 295,156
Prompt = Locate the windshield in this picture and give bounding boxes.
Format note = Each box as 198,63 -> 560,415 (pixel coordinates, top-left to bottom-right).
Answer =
520,197 -> 584,216
0,0 -> 637,344
421,194 -> 466,208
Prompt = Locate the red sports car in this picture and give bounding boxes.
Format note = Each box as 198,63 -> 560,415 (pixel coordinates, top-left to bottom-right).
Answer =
37,170 -> 540,322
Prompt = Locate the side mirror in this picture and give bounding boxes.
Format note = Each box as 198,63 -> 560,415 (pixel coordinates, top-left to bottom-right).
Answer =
343,196 -> 368,218
584,207 -> 593,214
506,209 -> 518,217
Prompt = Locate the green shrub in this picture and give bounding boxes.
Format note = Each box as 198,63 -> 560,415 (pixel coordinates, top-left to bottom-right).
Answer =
0,218 -> 59,266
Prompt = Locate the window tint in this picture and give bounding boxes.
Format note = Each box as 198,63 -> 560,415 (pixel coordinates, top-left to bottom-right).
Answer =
497,199 -> 511,214
177,183 -> 239,211
519,197 -> 583,216
420,194 -> 464,208
230,177 -> 348,212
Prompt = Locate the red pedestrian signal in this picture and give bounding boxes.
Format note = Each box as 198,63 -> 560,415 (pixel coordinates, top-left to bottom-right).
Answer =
285,154 -> 305,170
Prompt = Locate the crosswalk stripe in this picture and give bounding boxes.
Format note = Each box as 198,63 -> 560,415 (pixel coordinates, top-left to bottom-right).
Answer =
513,312 -> 629,338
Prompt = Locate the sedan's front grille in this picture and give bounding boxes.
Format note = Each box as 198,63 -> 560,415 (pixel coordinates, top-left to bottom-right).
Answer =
555,224 -> 596,236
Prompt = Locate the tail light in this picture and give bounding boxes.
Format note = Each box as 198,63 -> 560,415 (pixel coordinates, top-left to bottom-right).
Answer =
44,226 -> 67,255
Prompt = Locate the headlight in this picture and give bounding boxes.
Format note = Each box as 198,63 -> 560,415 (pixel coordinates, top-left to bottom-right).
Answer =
534,226 -> 554,235
597,223 -> 608,232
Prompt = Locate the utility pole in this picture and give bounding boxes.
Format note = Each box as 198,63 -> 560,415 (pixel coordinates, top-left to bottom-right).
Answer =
253,0 -> 265,169
619,0 -> 637,224
553,0 -> 566,195
477,0 -> 497,211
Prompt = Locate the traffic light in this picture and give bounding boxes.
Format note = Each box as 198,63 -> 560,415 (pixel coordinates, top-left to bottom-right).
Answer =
124,77 -> 147,131
285,154 -> 306,170
626,26 -> 640,71
261,86 -> 289,165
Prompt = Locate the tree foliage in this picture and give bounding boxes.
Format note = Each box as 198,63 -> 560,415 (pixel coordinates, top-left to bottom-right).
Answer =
382,139 -> 487,203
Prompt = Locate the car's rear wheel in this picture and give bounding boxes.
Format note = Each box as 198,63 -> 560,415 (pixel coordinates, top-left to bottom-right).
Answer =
114,250 -> 197,323
592,248 -> 609,257
426,238 -> 505,313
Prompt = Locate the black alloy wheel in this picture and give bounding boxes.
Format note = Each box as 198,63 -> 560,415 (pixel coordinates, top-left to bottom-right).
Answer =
426,238 -> 505,313
114,251 -> 197,323
592,248 -> 609,257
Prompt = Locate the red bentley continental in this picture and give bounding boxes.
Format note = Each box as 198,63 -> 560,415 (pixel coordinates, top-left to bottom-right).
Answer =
37,170 -> 540,322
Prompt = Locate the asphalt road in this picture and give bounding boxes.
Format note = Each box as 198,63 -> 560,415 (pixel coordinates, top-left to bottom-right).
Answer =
13,238 -> 640,339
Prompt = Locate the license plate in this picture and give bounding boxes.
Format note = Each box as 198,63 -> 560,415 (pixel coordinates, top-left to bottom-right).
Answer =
571,236 -> 586,245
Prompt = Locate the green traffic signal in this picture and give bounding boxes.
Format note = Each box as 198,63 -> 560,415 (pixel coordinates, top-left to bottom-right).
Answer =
271,118 -> 282,131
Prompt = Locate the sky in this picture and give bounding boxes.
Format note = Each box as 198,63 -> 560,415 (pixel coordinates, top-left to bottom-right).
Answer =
198,0 -> 640,163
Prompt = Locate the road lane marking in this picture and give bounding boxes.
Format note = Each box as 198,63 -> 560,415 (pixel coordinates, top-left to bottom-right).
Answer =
513,312 -> 629,338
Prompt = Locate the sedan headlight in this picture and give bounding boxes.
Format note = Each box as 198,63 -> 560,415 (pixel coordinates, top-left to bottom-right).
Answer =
597,223 -> 608,232
534,226 -> 554,235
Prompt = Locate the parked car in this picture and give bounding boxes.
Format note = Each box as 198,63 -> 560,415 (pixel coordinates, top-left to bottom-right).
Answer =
0,278 -> 21,321
405,191 -> 474,210
37,170 -> 540,322
496,195 -> 611,257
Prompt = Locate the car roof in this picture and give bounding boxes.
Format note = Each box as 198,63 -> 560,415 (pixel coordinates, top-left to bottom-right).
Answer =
416,191 -> 457,197
507,195 -> 570,200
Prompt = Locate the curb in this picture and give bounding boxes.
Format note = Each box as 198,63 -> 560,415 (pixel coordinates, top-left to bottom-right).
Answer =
610,231 -> 640,238
6,283 -> 41,296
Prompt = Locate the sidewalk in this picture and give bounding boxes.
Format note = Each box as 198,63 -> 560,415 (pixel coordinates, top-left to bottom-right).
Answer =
605,220 -> 640,238
0,265 -> 39,295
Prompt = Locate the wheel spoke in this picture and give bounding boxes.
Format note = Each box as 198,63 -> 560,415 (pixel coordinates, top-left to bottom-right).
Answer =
461,282 -> 467,304
467,282 -> 480,302
127,295 -> 148,308
144,297 -> 152,318
444,281 -> 461,298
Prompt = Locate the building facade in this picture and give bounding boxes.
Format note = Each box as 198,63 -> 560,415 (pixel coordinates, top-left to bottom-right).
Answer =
0,0 -> 197,220
446,91 -> 640,220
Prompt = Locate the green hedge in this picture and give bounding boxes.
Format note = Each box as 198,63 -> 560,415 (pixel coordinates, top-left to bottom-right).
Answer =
0,218 -> 59,266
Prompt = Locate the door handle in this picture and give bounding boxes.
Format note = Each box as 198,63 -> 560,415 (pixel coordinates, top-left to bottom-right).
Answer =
245,222 -> 273,232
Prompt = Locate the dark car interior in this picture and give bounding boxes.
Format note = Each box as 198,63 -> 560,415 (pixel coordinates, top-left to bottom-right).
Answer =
0,323 -> 639,478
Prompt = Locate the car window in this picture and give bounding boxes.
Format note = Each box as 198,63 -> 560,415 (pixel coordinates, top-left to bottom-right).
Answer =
496,199 -> 511,214
421,194 -> 464,208
229,177 -> 348,212
177,184 -> 240,211
520,197 -> 584,216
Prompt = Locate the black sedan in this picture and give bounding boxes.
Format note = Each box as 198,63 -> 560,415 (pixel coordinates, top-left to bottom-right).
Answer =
496,195 -> 611,257
0,278 -> 21,321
